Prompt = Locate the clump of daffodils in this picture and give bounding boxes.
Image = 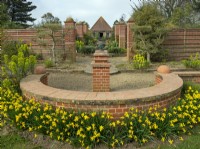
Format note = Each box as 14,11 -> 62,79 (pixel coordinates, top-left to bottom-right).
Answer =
0,86 -> 200,148
132,54 -> 149,69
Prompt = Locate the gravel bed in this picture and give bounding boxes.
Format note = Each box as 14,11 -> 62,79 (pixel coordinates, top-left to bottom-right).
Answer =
47,72 -> 155,92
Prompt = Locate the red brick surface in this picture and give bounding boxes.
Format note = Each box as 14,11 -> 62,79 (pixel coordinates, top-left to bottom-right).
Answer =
20,71 -> 185,119
92,50 -> 110,92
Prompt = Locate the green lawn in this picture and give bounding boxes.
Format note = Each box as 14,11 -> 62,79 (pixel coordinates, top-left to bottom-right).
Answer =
0,132 -> 43,149
1,126 -> 200,149
151,126 -> 200,149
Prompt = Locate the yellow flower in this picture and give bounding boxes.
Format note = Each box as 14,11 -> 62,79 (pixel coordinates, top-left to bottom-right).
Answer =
179,137 -> 184,141
142,138 -> 148,143
90,136 -> 95,141
124,112 -> 129,118
29,127 -> 33,132
0,122 -> 3,127
161,137 -> 165,142
15,115 -> 20,122
168,139 -> 173,144
34,134 -> 37,138
87,126 -> 92,131
99,125 -> 104,132
74,116 -> 79,122
84,115 -> 89,120
91,112 -> 96,117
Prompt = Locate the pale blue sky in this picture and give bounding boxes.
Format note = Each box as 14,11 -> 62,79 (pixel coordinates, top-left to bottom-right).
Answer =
31,0 -> 135,28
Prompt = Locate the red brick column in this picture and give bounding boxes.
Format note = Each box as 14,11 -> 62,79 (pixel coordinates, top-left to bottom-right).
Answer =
92,50 -> 111,92
119,22 -> 127,49
83,23 -> 89,34
64,17 -> 76,62
127,18 -> 135,61
76,22 -> 84,39
114,23 -> 120,43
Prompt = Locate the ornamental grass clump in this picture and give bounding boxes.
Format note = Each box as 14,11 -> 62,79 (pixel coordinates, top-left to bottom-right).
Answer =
132,54 -> 149,69
0,85 -> 200,148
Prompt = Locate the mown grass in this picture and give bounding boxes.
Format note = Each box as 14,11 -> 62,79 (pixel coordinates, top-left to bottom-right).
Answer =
0,132 -> 43,149
158,126 -> 200,149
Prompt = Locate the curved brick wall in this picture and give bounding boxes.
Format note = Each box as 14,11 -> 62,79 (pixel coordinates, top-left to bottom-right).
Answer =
20,72 -> 183,119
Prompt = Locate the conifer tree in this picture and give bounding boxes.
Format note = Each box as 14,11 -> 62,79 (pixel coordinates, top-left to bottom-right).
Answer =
1,0 -> 36,28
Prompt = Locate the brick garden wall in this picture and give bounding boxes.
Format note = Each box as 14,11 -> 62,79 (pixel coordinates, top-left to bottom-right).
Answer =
4,22 -> 87,60
175,72 -> 200,83
163,29 -> 200,61
5,29 -> 65,58
116,25 -> 200,61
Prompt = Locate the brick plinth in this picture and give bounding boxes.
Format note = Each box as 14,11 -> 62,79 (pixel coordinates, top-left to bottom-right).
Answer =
64,17 -> 76,62
92,50 -> 111,92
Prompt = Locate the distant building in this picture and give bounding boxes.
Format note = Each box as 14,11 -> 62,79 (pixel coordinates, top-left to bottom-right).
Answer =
91,16 -> 112,40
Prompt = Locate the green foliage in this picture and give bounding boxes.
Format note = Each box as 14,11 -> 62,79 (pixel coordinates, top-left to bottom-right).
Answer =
81,46 -> 95,55
35,53 -> 44,60
44,59 -> 54,68
104,40 -> 125,54
1,41 -> 20,59
1,44 -> 36,91
170,2 -> 194,28
76,39 -> 95,55
0,3 -> 9,28
1,0 -> 36,28
182,53 -> 200,69
132,2 -> 167,62
1,86 -> 200,148
41,12 -> 61,24
83,32 -> 97,46
76,40 -> 85,53
35,14 -> 62,64
182,81 -> 200,95
132,54 -> 149,69
151,49 -> 169,62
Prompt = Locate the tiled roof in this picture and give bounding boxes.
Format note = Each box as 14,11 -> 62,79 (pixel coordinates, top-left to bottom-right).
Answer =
91,16 -> 112,32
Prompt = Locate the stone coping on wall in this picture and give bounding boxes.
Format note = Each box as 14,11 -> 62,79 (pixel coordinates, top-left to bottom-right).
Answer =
20,72 -> 183,105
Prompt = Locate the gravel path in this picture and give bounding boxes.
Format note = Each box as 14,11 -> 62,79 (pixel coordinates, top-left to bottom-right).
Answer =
48,72 -> 155,92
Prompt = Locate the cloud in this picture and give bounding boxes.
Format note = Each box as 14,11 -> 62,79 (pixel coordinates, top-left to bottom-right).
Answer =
31,0 -> 133,27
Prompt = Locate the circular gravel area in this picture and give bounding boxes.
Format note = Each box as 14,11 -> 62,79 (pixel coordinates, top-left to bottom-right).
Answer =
47,72 -> 155,92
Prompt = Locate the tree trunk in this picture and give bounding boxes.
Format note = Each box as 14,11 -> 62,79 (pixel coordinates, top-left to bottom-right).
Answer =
147,52 -> 151,63
52,42 -> 55,64
51,31 -> 56,64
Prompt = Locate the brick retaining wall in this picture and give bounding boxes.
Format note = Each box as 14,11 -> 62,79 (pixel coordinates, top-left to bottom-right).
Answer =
174,71 -> 200,83
20,72 -> 183,119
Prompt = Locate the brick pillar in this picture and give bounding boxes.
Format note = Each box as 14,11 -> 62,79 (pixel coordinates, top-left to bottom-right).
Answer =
114,23 -> 120,43
127,18 -> 135,61
76,22 -> 84,39
92,50 -> 110,92
64,17 -> 76,62
83,23 -> 88,34
119,22 -> 127,49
